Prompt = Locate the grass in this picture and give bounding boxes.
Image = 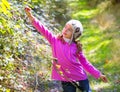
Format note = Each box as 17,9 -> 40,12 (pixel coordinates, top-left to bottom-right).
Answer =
72,3 -> 120,91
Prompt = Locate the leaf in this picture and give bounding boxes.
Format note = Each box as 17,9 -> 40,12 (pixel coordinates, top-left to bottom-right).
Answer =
0,30 -> 6,34
31,0 -> 38,3
1,3 -> 7,14
2,0 -> 10,10
0,76 -> 4,80
59,71 -> 64,76
6,89 -> 10,92
0,0 -> 11,17
56,64 -> 61,69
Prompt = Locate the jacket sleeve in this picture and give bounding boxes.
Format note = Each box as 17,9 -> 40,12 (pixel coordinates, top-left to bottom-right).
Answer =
77,51 -> 101,79
32,18 -> 56,45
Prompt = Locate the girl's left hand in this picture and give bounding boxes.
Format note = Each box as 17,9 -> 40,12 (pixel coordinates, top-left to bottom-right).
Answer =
100,74 -> 108,83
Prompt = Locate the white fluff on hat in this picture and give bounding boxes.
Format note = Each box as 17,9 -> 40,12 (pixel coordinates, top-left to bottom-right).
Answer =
66,19 -> 83,44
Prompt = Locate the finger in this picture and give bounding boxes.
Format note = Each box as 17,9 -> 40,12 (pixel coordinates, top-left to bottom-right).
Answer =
103,77 -> 108,82
25,8 -> 31,12
25,7 -> 31,11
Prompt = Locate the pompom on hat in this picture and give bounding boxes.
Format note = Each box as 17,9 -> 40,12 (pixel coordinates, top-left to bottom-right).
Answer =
66,19 -> 83,44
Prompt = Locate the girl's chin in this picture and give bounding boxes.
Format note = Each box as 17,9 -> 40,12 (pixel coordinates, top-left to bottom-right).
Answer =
62,33 -> 67,36
63,35 -> 67,38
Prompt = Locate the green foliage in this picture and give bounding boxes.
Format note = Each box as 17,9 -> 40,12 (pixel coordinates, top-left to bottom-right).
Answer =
0,0 -> 52,91
0,0 -> 120,91
69,0 -> 120,91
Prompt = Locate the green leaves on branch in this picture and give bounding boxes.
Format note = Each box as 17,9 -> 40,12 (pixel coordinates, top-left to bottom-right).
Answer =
0,0 -> 11,17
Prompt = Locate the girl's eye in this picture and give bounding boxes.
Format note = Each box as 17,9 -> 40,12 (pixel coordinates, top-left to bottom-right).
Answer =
68,29 -> 72,32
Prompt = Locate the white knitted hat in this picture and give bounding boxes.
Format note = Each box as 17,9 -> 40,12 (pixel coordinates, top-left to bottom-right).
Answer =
66,19 -> 83,43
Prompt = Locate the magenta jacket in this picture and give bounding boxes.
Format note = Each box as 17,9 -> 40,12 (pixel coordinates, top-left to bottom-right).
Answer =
32,18 -> 101,81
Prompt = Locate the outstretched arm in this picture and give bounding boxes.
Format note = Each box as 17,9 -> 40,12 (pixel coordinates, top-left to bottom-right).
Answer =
77,52 -> 108,82
25,6 -> 56,45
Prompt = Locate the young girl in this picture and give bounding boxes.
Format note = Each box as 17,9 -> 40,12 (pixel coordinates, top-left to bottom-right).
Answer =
25,7 -> 108,92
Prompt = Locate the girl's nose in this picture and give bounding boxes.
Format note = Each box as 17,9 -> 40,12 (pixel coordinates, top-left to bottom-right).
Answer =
64,28 -> 68,32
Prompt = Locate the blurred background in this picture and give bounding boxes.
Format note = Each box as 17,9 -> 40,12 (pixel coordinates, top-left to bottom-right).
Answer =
0,0 -> 120,91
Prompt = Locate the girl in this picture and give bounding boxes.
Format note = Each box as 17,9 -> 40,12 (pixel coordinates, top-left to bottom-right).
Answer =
25,7 -> 108,92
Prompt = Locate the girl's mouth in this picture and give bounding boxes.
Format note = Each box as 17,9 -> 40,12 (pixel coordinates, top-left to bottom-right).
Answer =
63,32 -> 67,35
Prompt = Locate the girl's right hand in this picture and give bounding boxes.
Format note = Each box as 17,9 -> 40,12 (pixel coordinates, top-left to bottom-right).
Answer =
24,6 -> 34,22
25,6 -> 31,11
25,6 -> 31,17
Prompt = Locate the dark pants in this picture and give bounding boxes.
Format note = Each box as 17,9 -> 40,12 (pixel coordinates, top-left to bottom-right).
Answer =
61,79 -> 91,92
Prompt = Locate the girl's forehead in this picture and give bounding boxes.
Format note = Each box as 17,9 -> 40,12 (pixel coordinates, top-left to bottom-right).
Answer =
66,23 -> 71,27
65,24 -> 74,30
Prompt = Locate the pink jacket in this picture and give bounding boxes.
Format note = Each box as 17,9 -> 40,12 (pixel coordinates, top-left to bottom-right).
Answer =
32,18 -> 101,81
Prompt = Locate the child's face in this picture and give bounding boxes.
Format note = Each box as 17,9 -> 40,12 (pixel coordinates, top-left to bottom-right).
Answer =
62,24 -> 74,39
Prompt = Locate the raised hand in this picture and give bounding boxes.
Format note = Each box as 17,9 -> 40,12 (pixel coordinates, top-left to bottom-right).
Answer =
24,6 -> 34,22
